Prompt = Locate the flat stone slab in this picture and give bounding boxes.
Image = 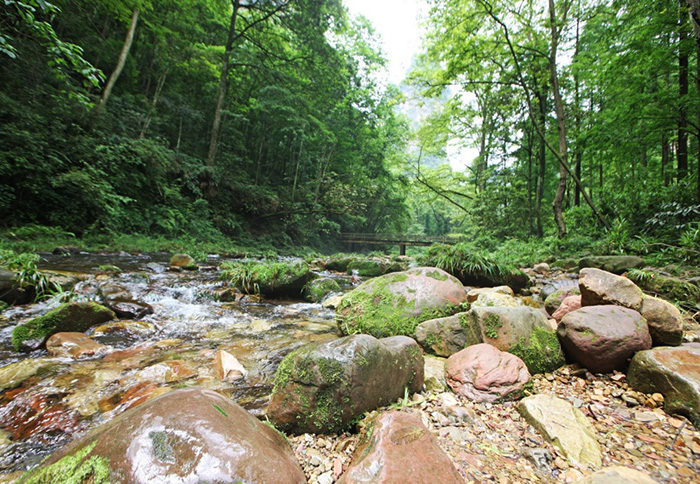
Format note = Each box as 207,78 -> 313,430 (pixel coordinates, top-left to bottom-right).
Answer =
518,394 -> 602,469
574,466 -> 656,484
627,345 -> 700,427
579,268 -> 643,311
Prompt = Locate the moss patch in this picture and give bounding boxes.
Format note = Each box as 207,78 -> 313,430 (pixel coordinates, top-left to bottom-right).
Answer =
20,441 -> 112,484
483,313 -> 503,339
347,260 -> 384,277
221,260 -> 311,296
508,326 -> 565,375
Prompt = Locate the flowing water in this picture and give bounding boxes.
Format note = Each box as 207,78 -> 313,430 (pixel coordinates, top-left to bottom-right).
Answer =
0,252 -> 352,476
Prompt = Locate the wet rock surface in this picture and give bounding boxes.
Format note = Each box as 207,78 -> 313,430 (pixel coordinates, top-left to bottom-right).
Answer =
639,295 -> 684,346
415,313 -> 467,357
45,333 -> 106,359
579,268 -> 643,311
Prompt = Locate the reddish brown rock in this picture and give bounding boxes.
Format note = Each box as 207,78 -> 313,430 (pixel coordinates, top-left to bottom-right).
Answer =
552,295 -> 582,323
557,305 -> 651,374
639,296 -> 683,346
579,268 -> 643,311
338,410 -> 463,484
105,300 -> 154,319
46,332 -> 107,359
445,343 -> 530,402
0,388 -> 81,442
628,345 -> 700,427
31,388 -> 304,483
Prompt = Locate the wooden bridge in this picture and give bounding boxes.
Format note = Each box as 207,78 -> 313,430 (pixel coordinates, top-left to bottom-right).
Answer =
339,233 -> 464,255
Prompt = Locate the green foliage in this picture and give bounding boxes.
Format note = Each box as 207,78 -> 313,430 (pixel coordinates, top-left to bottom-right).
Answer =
0,249 -> 63,302
18,441 -> 111,484
421,243 -> 523,286
220,259 -> 311,296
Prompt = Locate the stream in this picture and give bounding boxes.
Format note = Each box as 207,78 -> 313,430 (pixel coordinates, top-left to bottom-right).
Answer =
0,252 -> 353,476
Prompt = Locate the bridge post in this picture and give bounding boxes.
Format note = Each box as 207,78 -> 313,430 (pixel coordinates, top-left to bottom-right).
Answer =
399,244 -> 406,256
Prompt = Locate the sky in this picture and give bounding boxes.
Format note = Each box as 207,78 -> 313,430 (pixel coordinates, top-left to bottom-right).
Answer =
342,0 -> 426,85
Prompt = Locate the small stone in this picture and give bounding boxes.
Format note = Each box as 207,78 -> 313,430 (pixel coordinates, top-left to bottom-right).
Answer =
317,471 -> 333,484
213,349 -> 247,381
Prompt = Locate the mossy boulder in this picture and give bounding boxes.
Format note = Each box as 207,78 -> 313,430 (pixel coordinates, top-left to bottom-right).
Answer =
19,388 -> 305,484
324,255 -> 359,272
578,255 -> 644,274
303,277 -> 341,303
347,259 -> 385,277
626,269 -> 700,306
12,302 -> 115,352
0,268 -> 33,305
267,334 -> 424,434
415,313 -> 467,357
628,345 -> 700,428
168,253 -> 197,269
460,306 -> 565,375
337,267 -> 468,338
221,259 -> 313,298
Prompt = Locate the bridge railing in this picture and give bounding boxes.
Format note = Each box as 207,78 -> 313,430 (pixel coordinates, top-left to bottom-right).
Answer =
339,233 -> 464,245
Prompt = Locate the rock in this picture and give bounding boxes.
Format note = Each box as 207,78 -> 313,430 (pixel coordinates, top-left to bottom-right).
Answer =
347,258 -> 385,277
0,358 -> 59,391
40,270 -> 86,292
471,291 -> 521,308
52,245 -> 81,255
445,343 -> 530,402
627,270 -> 700,306
578,268 -> 643,311
627,345 -> 700,427
98,282 -> 132,301
578,255 -> 644,274
540,279 -> 579,302
0,268 -> 32,305
338,410 -> 463,484
460,306 -> 565,375
0,388 -> 80,442
552,295 -> 582,323
544,287 -> 581,316
105,300 -> 154,319
533,263 -> 550,274
303,277 -> 341,303
423,355 -> 448,392
415,313 -> 466,356
92,320 -> 156,336
213,349 -> 248,381
557,305 -> 651,374
12,302 -> 115,352
46,332 -> 107,359
323,256 -> 359,272
25,388 -> 305,483
321,294 -> 343,310
169,253 -> 197,268
223,259 -> 313,298
574,466 -> 657,484
337,267 -> 468,338
267,334 -> 424,434
466,285 -> 514,303
518,394 -> 602,468
639,296 -> 684,346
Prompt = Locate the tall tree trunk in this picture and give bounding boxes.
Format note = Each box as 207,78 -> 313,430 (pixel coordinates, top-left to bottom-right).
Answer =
139,68 -> 168,139
662,132 -> 671,186
548,0 -> 569,238
97,8 -> 139,113
690,0 -> 700,201
679,0 -> 690,181
573,5 -> 582,207
208,0 -> 240,166
533,84 -> 547,238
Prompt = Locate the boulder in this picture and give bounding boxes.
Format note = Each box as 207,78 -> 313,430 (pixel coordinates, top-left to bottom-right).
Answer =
337,267 -> 468,338
222,259 -> 313,298
627,270 -> 700,306
445,343 -> 530,402
0,268 -> 32,305
415,313 -> 467,357
303,277 -> 341,303
12,302 -> 115,352
267,334 -> 423,434
466,285 -> 514,303
92,320 -> 156,336
533,262 -> 550,274
578,268 -> 643,311
471,291 -> 521,308
338,410 -> 463,484
41,270 -> 86,292
557,305 -> 651,374
323,256 -> 358,273
169,253 -> 197,268
627,345 -> 700,427
97,282 -> 132,302
105,300 -> 154,319
21,388 -> 305,483
46,332 -> 107,359
460,306 -> 565,375
347,258 -> 386,277
424,355 -> 448,392
639,296 -> 683,346
540,279 -> 579,302
544,287 -> 580,316
574,466 -> 657,484
552,295 -> 582,323
518,394 -> 602,469
578,255 -> 644,274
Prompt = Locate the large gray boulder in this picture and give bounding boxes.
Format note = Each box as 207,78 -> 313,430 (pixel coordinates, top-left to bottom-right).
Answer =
460,306 -> 565,375
518,394 -> 602,469
267,334 -> 424,434
639,295 -> 683,346
338,410 -> 463,484
557,305 -> 651,374
415,313 -> 467,356
579,268 -> 643,311
337,267 -> 468,338
627,345 -> 700,427
19,388 -> 305,484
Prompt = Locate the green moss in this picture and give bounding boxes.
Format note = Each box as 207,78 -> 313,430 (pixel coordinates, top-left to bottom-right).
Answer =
0,301 -> 8,312
221,260 -> 310,295
19,441 -> 112,484
425,270 -> 449,281
97,265 -> 121,273
459,312 -> 483,346
483,313 -> 503,339
508,326 -> 565,375
347,260 -> 385,277
149,431 -> 176,463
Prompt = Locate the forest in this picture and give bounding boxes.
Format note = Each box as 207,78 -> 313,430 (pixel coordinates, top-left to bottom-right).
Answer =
0,0 -> 699,264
